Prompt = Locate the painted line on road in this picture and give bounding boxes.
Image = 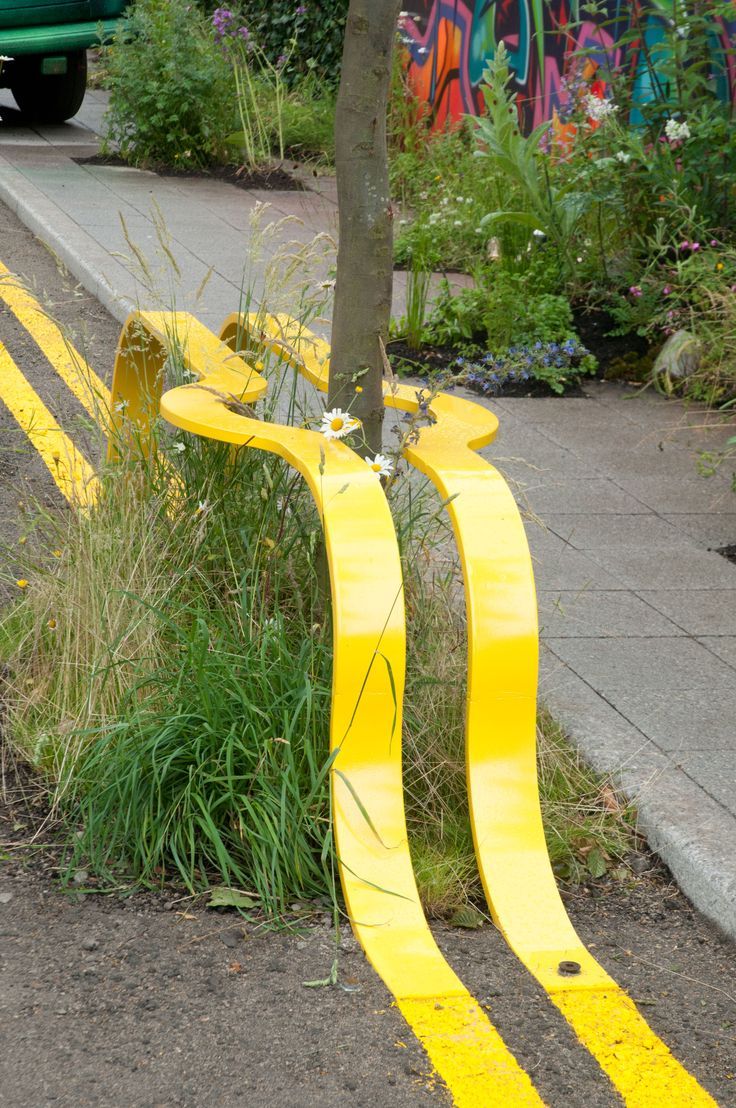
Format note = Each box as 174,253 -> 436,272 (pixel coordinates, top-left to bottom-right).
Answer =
0,341 -> 98,508
0,260 -> 111,420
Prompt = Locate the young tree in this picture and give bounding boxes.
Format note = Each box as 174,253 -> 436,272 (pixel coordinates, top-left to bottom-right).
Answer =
328,0 -> 402,455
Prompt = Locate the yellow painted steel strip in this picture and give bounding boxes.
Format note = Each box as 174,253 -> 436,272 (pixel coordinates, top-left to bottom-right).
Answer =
234,313 -> 716,1106
0,261 -> 111,420
402,408 -> 715,1106
0,342 -> 98,508
110,311 -> 543,1107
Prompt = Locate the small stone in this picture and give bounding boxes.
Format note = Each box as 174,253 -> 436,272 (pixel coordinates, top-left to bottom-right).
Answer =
219,929 -> 241,949
72,869 -> 89,886
627,852 -> 653,875
652,330 -> 701,382
81,938 -> 99,951
0,892 -> 13,905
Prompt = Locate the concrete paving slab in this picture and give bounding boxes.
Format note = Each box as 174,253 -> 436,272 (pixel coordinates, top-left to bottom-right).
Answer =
697,636 -> 736,670
521,476 -> 651,516
524,526 -> 624,590
587,545 -> 736,591
661,513 -> 736,549
605,688 -> 736,754
484,429 -> 594,479
670,749 -> 736,811
542,513 -> 688,551
635,589 -> 736,636
546,636 -> 735,695
498,395 -> 644,431
611,474 -> 734,514
537,590 -> 684,638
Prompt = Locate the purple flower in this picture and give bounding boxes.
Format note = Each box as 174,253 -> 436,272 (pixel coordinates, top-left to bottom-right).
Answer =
662,285 -> 671,296
276,53 -> 287,66
296,3 -> 307,12
710,239 -> 719,247
680,241 -> 690,251
691,241 -> 700,252
629,285 -> 643,297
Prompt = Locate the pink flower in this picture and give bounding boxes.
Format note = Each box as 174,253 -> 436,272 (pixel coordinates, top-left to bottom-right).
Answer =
710,239 -> 719,247
629,285 -> 643,297
691,242 -> 700,252
680,241 -> 690,251
662,285 -> 671,295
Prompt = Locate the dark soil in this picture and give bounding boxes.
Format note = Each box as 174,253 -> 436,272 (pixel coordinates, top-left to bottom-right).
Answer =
571,304 -> 659,382
2,759 -> 735,1107
74,154 -> 305,192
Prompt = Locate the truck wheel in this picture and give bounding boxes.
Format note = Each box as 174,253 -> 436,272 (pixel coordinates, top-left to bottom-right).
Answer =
11,51 -> 87,123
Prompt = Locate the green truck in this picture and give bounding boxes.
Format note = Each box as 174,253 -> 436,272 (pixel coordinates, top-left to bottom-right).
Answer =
0,0 -> 126,122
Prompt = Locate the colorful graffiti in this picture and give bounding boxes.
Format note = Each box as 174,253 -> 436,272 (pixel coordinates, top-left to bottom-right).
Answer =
399,1 -> 736,131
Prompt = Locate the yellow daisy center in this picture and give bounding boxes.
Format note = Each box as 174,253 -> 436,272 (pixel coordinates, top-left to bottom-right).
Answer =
370,462 -> 382,472
330,417 -> 344,431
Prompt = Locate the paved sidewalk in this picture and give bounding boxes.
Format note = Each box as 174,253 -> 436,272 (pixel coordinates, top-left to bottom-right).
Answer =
1,93 -> 735,938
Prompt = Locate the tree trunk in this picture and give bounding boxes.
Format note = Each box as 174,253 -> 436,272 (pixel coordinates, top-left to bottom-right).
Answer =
329,0 -> 401,456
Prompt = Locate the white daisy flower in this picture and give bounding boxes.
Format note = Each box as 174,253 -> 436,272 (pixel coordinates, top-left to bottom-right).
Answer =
615,150 -> 631,164
365,453 -> 393,478
172,441 -> 186,453
320,408 -> 358,440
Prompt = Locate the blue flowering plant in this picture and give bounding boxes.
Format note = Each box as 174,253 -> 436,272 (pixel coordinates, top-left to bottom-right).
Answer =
453,339 -> 596,397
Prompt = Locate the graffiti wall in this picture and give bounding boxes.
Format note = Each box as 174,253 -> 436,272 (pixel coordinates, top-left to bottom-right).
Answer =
399,1 -> 736,131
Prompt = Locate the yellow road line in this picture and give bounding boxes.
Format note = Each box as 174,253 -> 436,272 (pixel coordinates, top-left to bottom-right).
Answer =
0,261 -> 111,420
553,989 -> 715,1105
0,342 -> 99,508
397,997 -> 542,1106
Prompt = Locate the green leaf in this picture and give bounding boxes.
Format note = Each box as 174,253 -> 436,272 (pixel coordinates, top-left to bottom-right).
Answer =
207,886 -> 259,910
449,905 -> 485,929
480,210 -> 545,232
586,848 -> 608,880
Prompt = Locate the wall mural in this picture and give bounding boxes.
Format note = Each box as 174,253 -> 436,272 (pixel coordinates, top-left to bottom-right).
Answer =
399,1 -> 736,131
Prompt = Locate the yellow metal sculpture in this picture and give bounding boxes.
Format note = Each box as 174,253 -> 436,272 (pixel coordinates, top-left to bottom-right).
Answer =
216,311 -> 716,1107
102,308 -> 715,1106
108,310 -> 543,1106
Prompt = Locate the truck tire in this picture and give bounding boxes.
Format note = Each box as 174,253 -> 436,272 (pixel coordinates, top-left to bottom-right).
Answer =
10,50 -> 87,123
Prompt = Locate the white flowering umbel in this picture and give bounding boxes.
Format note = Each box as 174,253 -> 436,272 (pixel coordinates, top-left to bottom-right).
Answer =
665,118 -> 691,142
615,151 -> 631,164
584,94 -> 618,123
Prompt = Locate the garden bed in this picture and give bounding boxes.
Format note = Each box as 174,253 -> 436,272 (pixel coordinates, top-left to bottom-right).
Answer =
74,154 -> 306,192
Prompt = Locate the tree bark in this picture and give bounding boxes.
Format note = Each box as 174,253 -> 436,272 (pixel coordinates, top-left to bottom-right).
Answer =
329,0 -> 401,456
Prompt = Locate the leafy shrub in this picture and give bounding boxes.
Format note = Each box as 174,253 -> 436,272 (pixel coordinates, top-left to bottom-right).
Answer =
240,0 -> 348,84
280,75 -> 335,162
103,0 -> 234,168
426,269 -> 576,351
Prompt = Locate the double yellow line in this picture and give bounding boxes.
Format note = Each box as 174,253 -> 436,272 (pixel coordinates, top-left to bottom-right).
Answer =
0,260 -> 107,508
